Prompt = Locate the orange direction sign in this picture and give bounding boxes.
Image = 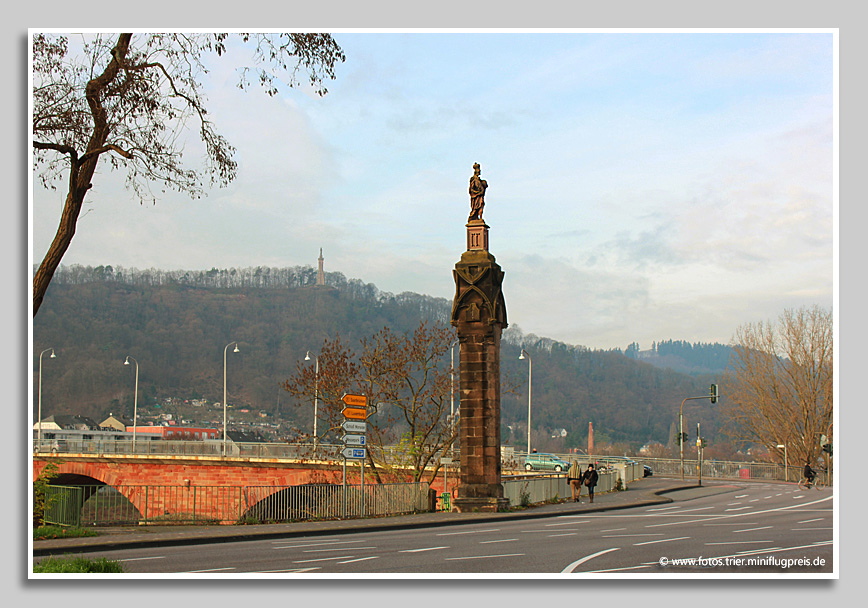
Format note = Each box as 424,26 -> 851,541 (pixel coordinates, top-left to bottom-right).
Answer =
342,393 -> 367,407
342,406 -> 367,421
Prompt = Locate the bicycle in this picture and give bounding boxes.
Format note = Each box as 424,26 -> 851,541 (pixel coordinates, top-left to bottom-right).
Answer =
797,470 -> 826,490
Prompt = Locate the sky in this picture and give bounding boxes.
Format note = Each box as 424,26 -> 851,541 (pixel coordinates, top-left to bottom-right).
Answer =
29,30 -> 836,351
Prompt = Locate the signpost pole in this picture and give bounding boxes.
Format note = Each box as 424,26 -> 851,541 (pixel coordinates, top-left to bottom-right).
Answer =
342,457 -> 347,519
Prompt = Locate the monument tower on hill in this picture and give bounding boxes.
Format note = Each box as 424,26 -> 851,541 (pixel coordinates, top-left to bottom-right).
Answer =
450,163 -> 508,513
316,248 -> 325,286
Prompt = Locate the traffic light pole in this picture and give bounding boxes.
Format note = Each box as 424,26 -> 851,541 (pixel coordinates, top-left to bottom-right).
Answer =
680,391 -> 716,481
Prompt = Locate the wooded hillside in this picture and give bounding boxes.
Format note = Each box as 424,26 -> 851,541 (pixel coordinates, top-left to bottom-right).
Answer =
33,264 -> 730,451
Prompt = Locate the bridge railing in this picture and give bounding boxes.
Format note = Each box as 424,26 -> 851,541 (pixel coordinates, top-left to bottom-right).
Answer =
44,481 -> 431,526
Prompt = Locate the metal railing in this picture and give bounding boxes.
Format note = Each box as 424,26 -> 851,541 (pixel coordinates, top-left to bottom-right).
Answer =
43,481 -> 430,526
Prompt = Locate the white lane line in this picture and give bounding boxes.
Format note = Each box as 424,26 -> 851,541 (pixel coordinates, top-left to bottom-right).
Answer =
547,521 -> 590,526
444,553 -> 524,561
736,547 -> 782,555
603,533 -> 663,538
703,523 -> 759,526
118,556 -> 166,562
274,540 -> 364,549
600,528 -> 626,532
791,527 -> 833,531
735,495 -> 749,499
798,518 -> 824,524
561,547 -> 620,573
633,536 -> 690,546
705,541 -> 773,545
437,528 -> 500,536
479,539 -> 518,544
548,533 -> 578,537
292,555 -> 356,563
337,556 -> 380,564
749,499 -> 759,503
646,506 -> 682,512
733,526 -> 773,533
185,567 -> 235,573
399,546 -> 450,553
304,546 -> 376,553
258,567 -> 321,573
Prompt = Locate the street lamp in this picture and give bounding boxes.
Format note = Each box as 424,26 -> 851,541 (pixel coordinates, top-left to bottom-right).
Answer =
37,348 -> 56,447
223,341 -> 240,456
776,443 -> 788,482
124,356 -> 138,449
519,349 -> 532,457
305,351 -> 319,451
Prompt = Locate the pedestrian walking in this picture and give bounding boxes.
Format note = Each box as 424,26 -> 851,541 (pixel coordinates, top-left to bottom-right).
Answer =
567,460 -> 583,503
582,463 -> 599,503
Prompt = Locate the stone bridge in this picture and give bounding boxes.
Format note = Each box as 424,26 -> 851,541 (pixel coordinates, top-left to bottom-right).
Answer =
34,454 -> 448,523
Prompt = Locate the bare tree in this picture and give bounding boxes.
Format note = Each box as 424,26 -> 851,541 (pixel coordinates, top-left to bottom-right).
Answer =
722,306 -> 833,470
282,321 -> 458,484
31,32 -> 345,316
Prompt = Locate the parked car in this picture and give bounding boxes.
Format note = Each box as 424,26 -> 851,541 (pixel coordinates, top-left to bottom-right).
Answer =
643,465 -> 653,477
523,452 -> 571,472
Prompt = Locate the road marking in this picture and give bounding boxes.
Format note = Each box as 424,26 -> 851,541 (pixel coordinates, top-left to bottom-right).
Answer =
600,528 -> 626,532
561,547 -> 620,573
726,502 -> 743,506
337,556 -> 380,564
733,526 -> 773,533
602,533 -> 664,538
548,533 -> 578,537
444,553 -> 524,561
437,528 -> 500,536
304,546 -> 376,553
400,546 -> 449,553
292,555 -> 356,563
118,556 -> 165,562
646,506 -> 682,512
258,567 -> 321,573
633,536 -> 690,546
547,520 -> 590,526
705,541 -> 773,545
735,495 -> 749,499
791,527 -> 833,531
798,518 -> 824,524
185,567 -> 235,573
479,538 -> 518,544
703,523 -> 759,526
749,499 -> 759,502
274,540 -> 365,549
735,547 -> 782,555
725,507 -> 751,511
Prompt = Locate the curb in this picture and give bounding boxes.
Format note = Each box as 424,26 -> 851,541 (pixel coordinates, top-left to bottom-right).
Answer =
33,482 -> 697,557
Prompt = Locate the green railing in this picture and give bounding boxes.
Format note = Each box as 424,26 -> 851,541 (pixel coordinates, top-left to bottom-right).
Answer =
43,482 -> 430,527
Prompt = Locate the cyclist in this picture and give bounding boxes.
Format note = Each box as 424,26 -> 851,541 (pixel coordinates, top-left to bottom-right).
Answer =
803,461 -> 816,487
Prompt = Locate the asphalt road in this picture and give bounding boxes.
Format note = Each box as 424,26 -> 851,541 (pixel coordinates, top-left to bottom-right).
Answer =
61,480 -> 833,575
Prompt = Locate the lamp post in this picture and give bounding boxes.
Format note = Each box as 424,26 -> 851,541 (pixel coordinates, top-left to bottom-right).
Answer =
37,348 -> 56,447
124,356 -> 138,450
305,351 -> 319,451
519,349 -> 532,457
223,341 -> 240,456
777,443 -> 788,482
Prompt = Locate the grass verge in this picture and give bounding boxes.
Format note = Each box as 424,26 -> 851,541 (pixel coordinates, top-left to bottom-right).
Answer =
34,526 -> 99,541
33,555 -> 125,573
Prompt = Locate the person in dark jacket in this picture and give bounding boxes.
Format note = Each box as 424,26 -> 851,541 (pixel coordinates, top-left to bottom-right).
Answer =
582,463 -> 599,503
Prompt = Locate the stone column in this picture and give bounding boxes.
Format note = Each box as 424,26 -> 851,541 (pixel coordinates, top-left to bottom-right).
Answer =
450,219 -> 509,512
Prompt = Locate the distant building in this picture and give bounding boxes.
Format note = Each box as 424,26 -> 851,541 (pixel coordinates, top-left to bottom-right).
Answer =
34,414 -> 100,433
129,426 -> 218,440
100,414 -> 133,432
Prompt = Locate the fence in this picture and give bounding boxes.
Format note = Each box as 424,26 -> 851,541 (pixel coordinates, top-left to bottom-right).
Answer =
43,481 -> 430,527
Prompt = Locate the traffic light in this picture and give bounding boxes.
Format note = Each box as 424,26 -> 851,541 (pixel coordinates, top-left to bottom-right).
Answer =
709,383 -> 718,404
678,432 -> 689,443
700,437 -> 707,448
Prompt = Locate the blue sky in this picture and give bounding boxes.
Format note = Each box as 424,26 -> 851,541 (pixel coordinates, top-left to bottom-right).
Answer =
30,31 -> 835,350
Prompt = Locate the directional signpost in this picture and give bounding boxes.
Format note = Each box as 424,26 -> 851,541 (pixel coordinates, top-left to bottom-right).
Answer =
340,393 -> 369,518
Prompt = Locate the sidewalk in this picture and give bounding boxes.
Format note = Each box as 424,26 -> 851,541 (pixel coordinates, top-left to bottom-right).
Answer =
33,477 -> 735,557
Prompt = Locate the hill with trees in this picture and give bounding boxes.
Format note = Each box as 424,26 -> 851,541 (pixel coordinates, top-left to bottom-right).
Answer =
32,264 -> 730,453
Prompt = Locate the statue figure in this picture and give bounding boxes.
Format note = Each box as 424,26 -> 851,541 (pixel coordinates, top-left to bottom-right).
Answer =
468,163 -> 488,222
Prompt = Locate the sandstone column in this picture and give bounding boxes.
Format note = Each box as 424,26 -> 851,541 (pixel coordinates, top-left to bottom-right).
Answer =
450,217 -> 508,512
